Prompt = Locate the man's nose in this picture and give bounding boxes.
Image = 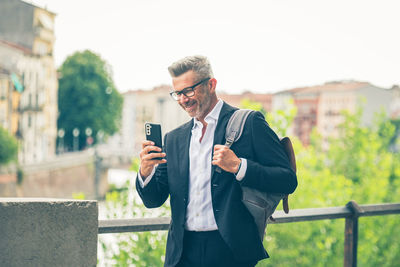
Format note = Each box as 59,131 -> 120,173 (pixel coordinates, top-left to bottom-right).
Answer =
178,94 -> 189,103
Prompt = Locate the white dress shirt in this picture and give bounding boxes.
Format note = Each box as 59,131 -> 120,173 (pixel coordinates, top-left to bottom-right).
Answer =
138,99 -> 247,231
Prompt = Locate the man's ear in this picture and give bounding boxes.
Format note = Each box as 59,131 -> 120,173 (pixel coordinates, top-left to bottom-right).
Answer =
209,78 -> 217,93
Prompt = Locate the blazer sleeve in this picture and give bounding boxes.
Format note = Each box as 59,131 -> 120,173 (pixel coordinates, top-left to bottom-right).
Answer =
136,133 -> 170,208
238,111 -> 298,194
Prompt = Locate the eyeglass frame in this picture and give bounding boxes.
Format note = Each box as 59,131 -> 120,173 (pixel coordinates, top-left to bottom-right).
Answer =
169,78 -> 210,100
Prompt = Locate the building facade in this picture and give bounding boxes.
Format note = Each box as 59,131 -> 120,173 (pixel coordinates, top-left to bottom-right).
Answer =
218,91 -> 272,113
0,0 -> 58,164
106,85 -> 190,157
273,81 -> 393,146
390,85 -> 400,119
0,65 -> 21,136
107,80 -> 396,157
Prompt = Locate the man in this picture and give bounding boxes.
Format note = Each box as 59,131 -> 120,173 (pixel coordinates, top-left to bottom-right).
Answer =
137,55 -> 297,267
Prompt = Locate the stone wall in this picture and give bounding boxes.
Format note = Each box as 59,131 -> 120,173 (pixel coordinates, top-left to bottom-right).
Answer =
0,151 -> 109,199
19,151 -> 108,199
0,198 -> 98,267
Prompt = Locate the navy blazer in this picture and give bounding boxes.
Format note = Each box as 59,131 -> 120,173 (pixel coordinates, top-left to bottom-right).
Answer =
136,102 -> 297,267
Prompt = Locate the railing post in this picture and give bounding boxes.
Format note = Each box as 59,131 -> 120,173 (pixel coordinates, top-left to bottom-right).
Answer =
344,201 -> 363,267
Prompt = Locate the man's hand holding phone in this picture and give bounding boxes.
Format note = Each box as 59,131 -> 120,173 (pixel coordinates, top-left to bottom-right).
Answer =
140,123 -> 166,179
139,140 -> 166,179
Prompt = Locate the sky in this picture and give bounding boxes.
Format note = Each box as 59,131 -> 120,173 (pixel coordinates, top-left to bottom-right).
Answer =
30,0 -> 400,94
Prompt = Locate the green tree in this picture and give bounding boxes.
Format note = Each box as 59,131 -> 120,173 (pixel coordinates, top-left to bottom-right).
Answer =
0,126 -> 18,166
240,98 -> 297,137
57,50 -> 123,151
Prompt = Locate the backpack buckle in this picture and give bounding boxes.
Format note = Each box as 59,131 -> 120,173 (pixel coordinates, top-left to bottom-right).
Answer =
225,132 -> 236,148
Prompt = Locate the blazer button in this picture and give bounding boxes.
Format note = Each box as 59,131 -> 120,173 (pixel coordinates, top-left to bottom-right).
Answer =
212,184 -> 218,187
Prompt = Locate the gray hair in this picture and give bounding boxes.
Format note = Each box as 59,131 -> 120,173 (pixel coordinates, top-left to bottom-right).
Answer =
168,55 -> 214,80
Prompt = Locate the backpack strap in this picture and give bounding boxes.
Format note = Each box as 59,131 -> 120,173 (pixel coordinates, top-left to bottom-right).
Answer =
224,109 -> 253,148
215,109 -> 253,173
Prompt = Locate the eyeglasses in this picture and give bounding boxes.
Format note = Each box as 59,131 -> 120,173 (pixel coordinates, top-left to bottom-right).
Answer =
169,78 -> 210,101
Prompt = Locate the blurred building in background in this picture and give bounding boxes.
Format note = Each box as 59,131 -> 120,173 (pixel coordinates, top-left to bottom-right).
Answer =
219,91 -> 272,113
105,85 -> 190,157
273,81 -> 393,146
108,80 -> 396,156
0,62 -> 22,138
0,0 -> 58,164
390,85 -> 400,119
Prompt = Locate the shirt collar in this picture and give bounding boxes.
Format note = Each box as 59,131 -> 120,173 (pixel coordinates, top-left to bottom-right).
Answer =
193,99 -> 223,129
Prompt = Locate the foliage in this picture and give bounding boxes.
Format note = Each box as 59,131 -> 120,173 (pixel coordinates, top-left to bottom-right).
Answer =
240,98 -> 297,137
57,50 -> 123,151
0,126 -> 18,166
72,192 -> 86,200
240,98 -> 267,116
98,163 -> 170,266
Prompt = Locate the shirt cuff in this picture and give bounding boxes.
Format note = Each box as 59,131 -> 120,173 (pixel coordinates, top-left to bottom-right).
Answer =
137,166 -> 156,188
235,158 -> 247,181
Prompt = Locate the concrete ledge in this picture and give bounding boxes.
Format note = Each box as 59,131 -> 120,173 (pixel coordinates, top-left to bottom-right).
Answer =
0,198 -> 98,267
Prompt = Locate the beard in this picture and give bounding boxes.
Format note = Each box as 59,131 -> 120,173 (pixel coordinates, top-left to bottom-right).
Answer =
180,89 -> 212,119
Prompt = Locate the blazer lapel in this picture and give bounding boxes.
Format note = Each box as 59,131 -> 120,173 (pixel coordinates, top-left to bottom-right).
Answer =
211,102 -> 237,177
178,120 -> 193,195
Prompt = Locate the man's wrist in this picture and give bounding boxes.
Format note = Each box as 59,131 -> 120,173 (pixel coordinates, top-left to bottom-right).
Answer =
234,159 -> 242,175
139,169 -> 148,181
235,158 -> 247,181
138,166 -> 156,188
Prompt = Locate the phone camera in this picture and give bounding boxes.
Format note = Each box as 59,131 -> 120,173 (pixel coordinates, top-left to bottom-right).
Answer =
145,124 -> 152,135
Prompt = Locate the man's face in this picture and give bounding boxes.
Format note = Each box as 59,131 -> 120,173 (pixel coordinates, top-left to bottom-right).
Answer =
172,70 -> 214,120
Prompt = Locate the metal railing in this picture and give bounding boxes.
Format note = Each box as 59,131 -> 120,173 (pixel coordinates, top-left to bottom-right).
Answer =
98,201 -> 400,267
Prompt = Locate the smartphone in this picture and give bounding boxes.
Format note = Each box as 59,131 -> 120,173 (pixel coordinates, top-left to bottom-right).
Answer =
145,122 -> 163,160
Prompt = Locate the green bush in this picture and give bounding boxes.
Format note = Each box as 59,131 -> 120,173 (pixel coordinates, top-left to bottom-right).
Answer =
99,162 -> 170,266
0,126 -> 18,166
